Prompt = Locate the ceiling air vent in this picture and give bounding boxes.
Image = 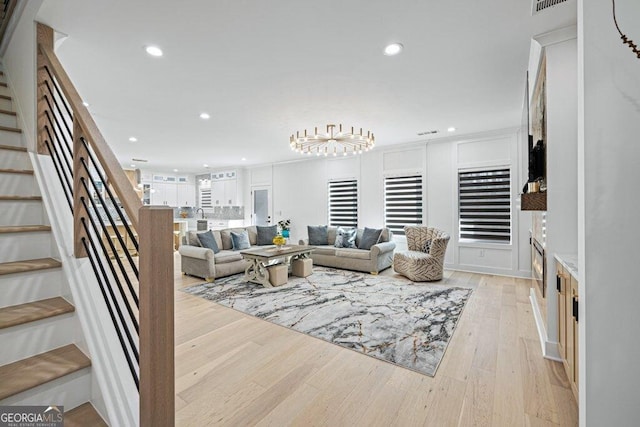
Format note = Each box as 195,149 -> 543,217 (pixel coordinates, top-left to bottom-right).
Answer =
532,0 -> 568,14
131,158 -> 148,163
417,130 -> 438,136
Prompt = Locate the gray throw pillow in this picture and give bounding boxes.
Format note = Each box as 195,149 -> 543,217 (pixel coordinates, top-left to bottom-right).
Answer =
231,230 -> 251,250
197,230 -> 220,254
308,225 -> 328,245
257,225 -> 278,245
358,227 -> 383,250
334,227 -> 357,248
187,231 -> 202,247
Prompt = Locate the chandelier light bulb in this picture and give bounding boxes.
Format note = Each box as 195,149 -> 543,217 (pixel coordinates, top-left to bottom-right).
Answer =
288,123 -> 375,157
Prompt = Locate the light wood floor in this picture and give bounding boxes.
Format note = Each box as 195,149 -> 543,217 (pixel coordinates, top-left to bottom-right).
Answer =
172,255 -> 578,426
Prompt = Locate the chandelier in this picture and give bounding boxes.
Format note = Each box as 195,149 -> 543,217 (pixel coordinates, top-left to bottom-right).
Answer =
289,124 -> 375,156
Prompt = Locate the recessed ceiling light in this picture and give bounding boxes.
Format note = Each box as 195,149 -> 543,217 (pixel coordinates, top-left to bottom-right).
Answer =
203,164 -> 209,168
241,157 -> 246,161
199,112 -> 210,120
82,101 -> 89,107
447,127 -> 456,132
145,45 -> 163,57
129,137 -> 138,142
384,43 -> 403,56
130,164 -> 136,168
173,169 -> 178,172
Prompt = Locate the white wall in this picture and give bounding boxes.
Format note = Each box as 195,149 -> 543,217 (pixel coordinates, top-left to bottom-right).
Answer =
1,0 -> 43,151
579,1 -> 640,425
543,36 -> 578,352
246,128 -> 530,277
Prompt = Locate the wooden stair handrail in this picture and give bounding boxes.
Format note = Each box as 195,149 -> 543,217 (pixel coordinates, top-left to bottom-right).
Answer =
37,43 -> 142,230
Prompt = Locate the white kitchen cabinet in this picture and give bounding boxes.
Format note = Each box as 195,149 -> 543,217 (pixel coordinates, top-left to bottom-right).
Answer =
223,179 -> 237,205
148,173 -> 196,206
210,181 -> 225,206
176,182 -> 196,207
151,182 -> 177,206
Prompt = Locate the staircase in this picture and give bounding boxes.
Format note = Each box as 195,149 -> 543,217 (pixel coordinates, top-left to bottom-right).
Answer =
0,72 -> 107,424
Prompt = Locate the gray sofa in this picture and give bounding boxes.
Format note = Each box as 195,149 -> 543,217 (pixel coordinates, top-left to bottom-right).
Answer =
299,226 -> 395,274
178,226 -> 259,282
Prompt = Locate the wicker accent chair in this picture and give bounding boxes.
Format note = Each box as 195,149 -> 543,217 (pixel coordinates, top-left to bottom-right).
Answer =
393,226 -> 450,282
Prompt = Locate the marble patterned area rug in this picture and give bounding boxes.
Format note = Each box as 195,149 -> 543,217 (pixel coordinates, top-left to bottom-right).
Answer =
181,267 -> 473,377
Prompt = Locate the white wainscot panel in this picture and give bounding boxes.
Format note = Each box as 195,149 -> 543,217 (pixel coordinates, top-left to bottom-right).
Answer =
251,166 -> 272,185
326,156 -> 359,179
458,246 -> 512,270
383,148 -> 423,171
457,136 -> 512,166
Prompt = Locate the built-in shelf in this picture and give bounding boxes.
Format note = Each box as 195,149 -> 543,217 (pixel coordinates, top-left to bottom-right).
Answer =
521,192 -> 547,211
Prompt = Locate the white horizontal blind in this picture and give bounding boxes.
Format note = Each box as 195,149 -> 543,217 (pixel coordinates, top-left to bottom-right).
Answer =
458,168 -> 511,243
199,188 -> 212,208
384,174 -> 423,236
328,179 -> 358,228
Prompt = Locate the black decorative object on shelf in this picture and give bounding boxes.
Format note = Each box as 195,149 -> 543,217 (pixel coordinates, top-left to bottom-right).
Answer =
612,0 -> 640,59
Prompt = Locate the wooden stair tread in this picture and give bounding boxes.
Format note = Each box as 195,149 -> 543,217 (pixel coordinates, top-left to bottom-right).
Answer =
0,297 -> 75,330
0,168 -> 33,174
0,109 -> 16,116
65,403 -> 108,427
0,143 -> 26,151
0,94 -> 10,100
0,257 -> 61,276
0,225 -> 51,233
0,82 -> 6,87
0,344 -> 90,400
0,195 -> 42,201
0,125 -> 21,133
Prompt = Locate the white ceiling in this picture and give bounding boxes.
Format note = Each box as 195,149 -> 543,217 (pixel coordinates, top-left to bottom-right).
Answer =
36,0 -> 576,174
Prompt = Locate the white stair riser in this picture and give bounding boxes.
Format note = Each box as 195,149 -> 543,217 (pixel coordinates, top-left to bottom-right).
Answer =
0,201 -> 45,226
0,129 -> 21,146
0,173 -> 38,195
0,231 -> 53,262
0,314 -> 76,365
0,268 -> 63,308
0,86 -> 10,97
0,113 -> 17,128
0,150 -> 29,169
0,98 -> 12,111
0,367 -> 91,410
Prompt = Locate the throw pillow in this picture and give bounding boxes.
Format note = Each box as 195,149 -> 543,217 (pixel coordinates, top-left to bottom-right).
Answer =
187,231 -> 202,247
358,227 -> 383,250
308,225 -> 328,245
256,225 -> 278,245
231,230 -> 251,251
334,227 -> 357,248
423,239 -> 432,254
197,230 -> 220,254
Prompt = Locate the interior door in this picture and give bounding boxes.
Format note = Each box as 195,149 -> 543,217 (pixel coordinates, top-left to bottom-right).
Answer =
252,185 -> 272,226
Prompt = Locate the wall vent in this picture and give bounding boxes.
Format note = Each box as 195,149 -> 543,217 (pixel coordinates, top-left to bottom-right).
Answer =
417,130 -> 438,136
131,158 -> 148,162
532,0 -> 568,14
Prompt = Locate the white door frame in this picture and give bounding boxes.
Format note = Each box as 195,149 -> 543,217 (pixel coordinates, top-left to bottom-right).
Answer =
251,185 -> 272,226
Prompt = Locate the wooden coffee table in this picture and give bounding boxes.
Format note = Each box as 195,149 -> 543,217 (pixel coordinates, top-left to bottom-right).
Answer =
240,245 -> 315,288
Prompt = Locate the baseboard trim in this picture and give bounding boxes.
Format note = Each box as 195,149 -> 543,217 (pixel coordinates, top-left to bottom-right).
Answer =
446,265 -> 533,279
529,288 -> 562,361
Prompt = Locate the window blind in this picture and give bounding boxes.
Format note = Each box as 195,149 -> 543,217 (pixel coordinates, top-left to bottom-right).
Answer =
458,168 -> 511,243
328,179 -> 358,228
384,174 -> 423,236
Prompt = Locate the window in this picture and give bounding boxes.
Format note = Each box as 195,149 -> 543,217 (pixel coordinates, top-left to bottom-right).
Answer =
458,168 -> 511,243
328,179 -> 358,228
384,174 -> 423,236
